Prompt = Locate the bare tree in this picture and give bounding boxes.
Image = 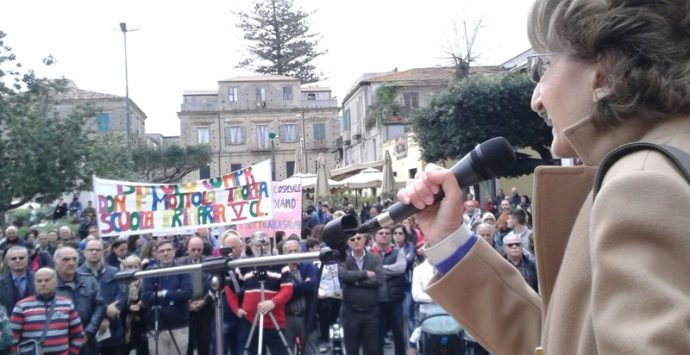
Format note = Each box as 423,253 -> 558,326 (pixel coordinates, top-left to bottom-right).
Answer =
444,18 -> 483,79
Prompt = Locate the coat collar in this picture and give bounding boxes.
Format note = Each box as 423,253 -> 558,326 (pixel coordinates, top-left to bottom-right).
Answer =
563,114 -> 690,166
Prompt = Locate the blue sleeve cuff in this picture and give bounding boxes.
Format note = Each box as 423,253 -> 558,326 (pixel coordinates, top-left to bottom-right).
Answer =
434,235 -> 478,275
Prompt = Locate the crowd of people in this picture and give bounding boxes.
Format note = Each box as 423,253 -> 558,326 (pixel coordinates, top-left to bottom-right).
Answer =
0,187 -> 533,355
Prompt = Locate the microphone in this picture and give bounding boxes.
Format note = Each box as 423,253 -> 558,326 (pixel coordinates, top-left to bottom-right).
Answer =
355,136 -> 516,234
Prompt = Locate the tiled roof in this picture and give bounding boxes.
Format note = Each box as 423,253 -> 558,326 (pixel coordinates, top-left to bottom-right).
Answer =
368,67 -> 456,83
220,74 -> 299,82
53,80 -> 121,100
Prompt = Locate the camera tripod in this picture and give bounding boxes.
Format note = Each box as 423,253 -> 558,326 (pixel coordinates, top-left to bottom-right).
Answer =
150,277 -> 183,355
244,271 -> 293,355
115,246 -> 348,355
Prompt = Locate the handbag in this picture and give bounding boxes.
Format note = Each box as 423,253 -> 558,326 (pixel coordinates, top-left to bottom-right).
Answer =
16,297 -> 57,355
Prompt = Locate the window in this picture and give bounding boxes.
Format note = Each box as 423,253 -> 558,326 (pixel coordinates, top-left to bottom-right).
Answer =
225,126 -> 245,145
279,124 -> 299,143
307,93 -> 316,101
343,109 -> 351,130
286,161 -> 295,177
403,92 -> 420,115
384,124 -> 404,141
228,87 -> 238,103
197,127 -> 210,144
283,86 -> 293,101
313,122 -> 326,146
199,165 -> 211,179
230,163 -> 242,172
256,125 -> 270,149
256,87 -> 267,103
96,113 -> 110,132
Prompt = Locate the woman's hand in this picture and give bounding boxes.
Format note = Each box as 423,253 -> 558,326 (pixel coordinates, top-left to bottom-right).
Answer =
396,164 -> 464,246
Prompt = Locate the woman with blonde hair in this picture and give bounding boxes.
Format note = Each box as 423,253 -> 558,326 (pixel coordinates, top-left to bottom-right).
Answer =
398,0 -> 690,353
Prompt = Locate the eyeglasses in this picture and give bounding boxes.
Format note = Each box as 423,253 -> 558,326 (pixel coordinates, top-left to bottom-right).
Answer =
526,52 -> 560,83
10,256 -> 26,261
189,248 -> 203,252
349,236 -> 363,243
506,243 -> 522,248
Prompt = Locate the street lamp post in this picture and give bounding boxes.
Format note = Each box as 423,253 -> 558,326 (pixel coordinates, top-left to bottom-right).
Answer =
269,131 -> 277,180
120,22 -> 133,168
296,112 -> 308,173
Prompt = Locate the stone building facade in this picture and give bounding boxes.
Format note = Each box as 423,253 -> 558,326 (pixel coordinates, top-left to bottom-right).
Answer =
178,75 -> 339,181
52,80 -> 147,145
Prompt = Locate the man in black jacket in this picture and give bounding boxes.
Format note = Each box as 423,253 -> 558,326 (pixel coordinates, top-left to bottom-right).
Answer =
338,233 -> 383,355
0,246 -> 35,312
142,240 -> 193,355
175,236 -> 212,355
371,227 -> 407,355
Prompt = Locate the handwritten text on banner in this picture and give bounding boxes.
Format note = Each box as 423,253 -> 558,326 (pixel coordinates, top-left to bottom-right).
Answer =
94,160 -> 274,237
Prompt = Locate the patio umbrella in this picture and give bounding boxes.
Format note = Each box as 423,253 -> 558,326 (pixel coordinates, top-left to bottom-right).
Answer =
340,167 -> 383,189
381,150 -> 396,194
315,153 -> 331,198
285,172 -> 343,189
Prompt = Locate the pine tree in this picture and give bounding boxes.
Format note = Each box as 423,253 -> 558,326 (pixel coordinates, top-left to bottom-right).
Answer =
235,0 -> 326,83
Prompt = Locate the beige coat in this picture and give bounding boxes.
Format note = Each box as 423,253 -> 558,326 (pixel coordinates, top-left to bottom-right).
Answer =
427,115 -> 690,355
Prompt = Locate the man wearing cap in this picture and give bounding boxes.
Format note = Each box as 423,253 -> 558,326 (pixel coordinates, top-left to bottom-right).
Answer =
226,231 -> 293,355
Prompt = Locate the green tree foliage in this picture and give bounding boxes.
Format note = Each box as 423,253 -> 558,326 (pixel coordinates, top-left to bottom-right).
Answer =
0,31 -> 112,213
235,0 -> 326,83
411,72 -> 554,176
131,144 -> 212,183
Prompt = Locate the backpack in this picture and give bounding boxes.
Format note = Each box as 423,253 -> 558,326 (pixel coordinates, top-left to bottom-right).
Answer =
593,142 -> 690,200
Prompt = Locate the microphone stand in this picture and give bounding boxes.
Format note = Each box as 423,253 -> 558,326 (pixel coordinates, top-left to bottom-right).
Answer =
115,247 -> 345,355
208,273 -> 225,355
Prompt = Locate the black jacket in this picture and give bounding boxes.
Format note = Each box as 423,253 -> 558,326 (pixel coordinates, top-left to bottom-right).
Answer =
0,271 -> 34,311
338,250 -> 383,313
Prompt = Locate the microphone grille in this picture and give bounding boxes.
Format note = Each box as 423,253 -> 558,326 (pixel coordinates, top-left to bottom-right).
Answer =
477,137 -> 516,178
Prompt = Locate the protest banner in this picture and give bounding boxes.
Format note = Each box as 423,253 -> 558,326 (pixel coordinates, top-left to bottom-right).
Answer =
93,160 -> 274,237
237,180 -> 302,237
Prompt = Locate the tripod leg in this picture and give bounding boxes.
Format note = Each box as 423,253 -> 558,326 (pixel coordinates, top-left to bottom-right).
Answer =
267,311 -> 293,355
244,312 -> 260,354
167,328 -> 184,355
258,313 -> 265,355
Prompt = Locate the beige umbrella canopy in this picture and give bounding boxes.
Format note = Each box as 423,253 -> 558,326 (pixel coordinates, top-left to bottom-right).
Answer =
315,153 -> 331,197
340,167 -> 383,189
381,150 -> 396,194
285,172 -> 343,189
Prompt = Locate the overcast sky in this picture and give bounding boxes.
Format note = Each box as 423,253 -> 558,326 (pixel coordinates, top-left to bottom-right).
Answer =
1,0 -> 533,136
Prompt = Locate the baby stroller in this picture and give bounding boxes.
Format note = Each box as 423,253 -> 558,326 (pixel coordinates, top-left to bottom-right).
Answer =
414,306 -> 465,355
